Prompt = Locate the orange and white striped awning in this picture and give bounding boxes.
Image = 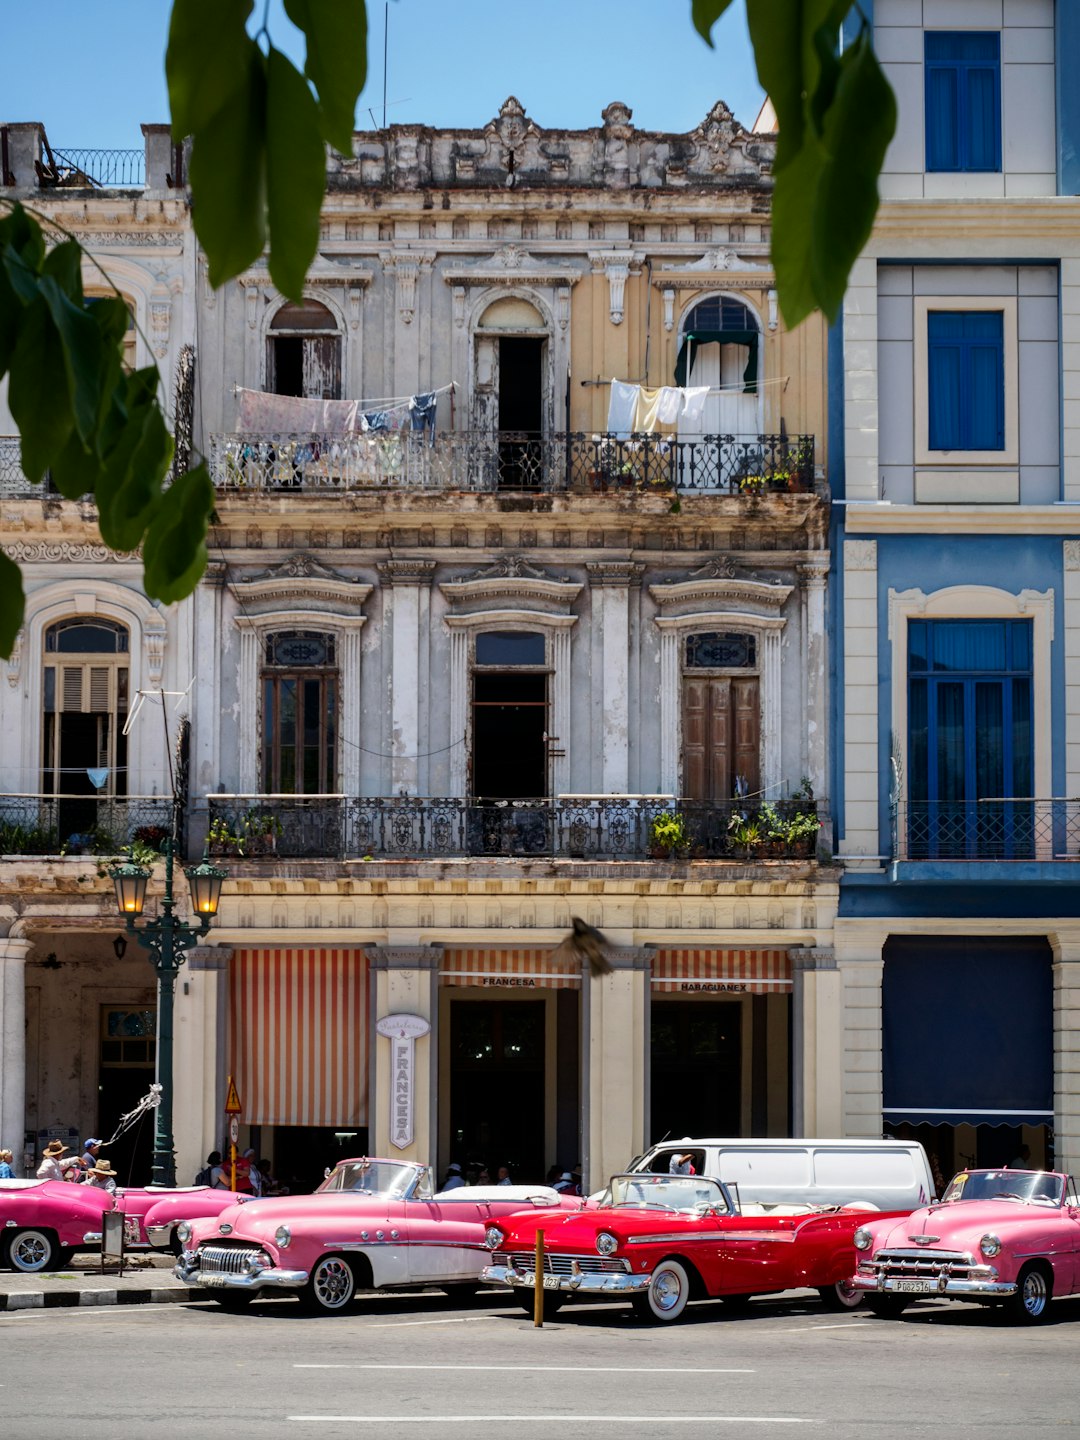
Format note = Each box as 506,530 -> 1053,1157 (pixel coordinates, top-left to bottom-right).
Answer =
441,948 -> 581,990
651,948 -> 792,995
228,948 -> 370,1127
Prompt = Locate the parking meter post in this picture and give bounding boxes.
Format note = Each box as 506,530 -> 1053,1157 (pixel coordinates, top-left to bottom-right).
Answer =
230,1144 -> 236,1191
534,1228 -> 544,1327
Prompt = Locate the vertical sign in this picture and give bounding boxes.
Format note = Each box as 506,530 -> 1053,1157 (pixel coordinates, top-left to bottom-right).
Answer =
375,1014 -> 431,1150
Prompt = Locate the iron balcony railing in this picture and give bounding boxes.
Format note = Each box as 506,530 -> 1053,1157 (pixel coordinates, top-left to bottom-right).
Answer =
0,795 -> 176,856
893,799 -> 1080,862
205,794 -> 824,863
208,430 -> 817,497
44,148 -> 145,188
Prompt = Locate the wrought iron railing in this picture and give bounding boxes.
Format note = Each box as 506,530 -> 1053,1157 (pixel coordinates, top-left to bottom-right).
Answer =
205,795 -> 825,862
893,799 -> 1080,862
45,148 -> 145,187
0,795 -> 175,855
208,430 -> 817,497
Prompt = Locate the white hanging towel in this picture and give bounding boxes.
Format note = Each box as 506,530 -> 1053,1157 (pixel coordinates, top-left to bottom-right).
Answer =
606,379 -> 639,438
678,386 -> 711,431
655,387 -> 684,425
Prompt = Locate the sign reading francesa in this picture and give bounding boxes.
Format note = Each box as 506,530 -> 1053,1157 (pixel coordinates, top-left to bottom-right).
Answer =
375,1014 -> 431,1150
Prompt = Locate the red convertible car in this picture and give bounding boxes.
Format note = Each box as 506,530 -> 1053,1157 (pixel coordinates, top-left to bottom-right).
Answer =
850,1167 -> 1080,1324
481,1173 -> 904,1323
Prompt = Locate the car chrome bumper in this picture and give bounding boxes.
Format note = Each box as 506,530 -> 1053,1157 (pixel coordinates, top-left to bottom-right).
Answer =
145,1224 -> 173,1249
482,1264 -> 652,1296
82,1232 -> 102,1244
852,1275 -> 1017,1299
174,1256 -> 309,1292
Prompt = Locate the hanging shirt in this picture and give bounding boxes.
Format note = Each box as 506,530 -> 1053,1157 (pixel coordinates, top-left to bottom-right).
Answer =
606,380 -> 639,438
679,386 -> 711,432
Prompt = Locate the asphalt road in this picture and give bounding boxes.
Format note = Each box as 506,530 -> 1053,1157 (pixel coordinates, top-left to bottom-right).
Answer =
3,1287 -> 1078,1439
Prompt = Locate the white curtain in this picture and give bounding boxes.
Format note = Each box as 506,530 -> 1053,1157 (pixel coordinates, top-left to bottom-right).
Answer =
677,344 -> 759,438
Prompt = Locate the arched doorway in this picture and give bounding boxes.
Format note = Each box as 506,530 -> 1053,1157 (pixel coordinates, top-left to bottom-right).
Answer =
677,294 -> 762,438
266,299 -> 342,399
473,296 -> 549,488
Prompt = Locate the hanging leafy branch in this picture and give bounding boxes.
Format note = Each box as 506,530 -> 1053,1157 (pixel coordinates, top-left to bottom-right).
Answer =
693,0 -> 896,327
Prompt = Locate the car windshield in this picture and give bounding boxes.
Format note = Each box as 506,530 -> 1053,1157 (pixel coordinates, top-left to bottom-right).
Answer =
940,1169 -> 1064,1207
317,1160 -> 424,1196
606,1175 -> 730,1213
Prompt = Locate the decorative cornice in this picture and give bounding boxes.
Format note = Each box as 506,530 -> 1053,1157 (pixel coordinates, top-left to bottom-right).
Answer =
649,562 -> 792,613
586,561 -> 644,587
68,231 -> 180,248
232,552 -> 372,613
3,542 -> 137,563
443,247 -> 582,289
238,260 -> 374,289
789,946 -> 837,972
369,944 -> 444,971
377,558 -> 437,585
846,503 -> 1080,537
441,556 -> 582,611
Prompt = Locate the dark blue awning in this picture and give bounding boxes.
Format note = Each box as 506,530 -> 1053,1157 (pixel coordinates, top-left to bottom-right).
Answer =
882,937 -> 1053,1128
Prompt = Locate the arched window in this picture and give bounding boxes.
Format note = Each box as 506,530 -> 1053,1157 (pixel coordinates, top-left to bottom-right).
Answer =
677,294 -> 761,438
267,300 -> 342,399
474,296 -> 549,487
42,618 -> 130,840
261,631 -> 338,793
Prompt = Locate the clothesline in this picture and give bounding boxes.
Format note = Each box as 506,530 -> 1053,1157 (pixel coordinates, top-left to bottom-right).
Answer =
585,375 -> 790,393
230,381 -> 456,406
234,384 -> 454,441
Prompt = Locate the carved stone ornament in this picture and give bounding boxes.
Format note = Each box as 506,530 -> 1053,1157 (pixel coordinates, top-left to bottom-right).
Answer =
243,552 -> 356,584
844,539 -> 878,572
377,558 -> 437,585
233,552 -> 372,617
145,622 -> 166,684
440,555 -> 582,611
465,554 -> 564,582
443,250 -> 581,291
6,628 -> 23,688
150,295 -> 171,357
1065,540 -> 1080,571
68,230 -> 178,247
590,252 -> 640,325
3,542 -> 136,563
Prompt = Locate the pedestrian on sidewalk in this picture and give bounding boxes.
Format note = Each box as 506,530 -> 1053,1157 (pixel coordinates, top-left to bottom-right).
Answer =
0,1148 -> 15,1179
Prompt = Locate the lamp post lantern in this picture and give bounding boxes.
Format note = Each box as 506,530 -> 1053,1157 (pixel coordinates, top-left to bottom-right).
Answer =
110,838 -> 227,1187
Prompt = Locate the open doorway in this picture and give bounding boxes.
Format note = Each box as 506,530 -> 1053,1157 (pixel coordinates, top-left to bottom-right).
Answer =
650,1001 -> 742,1144
470,631 -> 549,800
498,336 -> 544,488
448,999 -> 546,1182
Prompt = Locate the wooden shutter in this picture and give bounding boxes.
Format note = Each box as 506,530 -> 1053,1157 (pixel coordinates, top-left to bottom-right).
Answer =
303,336 -> 341,399
681,675 -> 760,800
57,664 -> 116,713
682,677 -> 708,801
733,678 -> 760,795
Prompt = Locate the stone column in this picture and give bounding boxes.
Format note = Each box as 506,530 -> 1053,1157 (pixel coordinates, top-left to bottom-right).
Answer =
173,946 -> 232,1184
586,947 -> 651,1193
369,946 -> 442,1163
798,559 -> 830,803
0,937 -> 31,1165
192,562 -> 227,828
379,561 -> 436,797
1050,934 -> 1080,1179
587,563 -> 643,796
790,946 -> 838,1137
236,621 -> 260,794
840,540 -> 879,860
834,925 -> 888,1137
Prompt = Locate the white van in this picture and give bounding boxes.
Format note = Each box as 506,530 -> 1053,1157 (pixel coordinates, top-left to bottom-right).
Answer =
629,1137 -> 936,1214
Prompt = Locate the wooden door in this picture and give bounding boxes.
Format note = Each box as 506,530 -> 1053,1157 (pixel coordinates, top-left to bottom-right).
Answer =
682,676 -> 760,800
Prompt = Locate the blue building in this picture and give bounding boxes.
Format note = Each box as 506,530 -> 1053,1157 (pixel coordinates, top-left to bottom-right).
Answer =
829,0 -> 1080,1183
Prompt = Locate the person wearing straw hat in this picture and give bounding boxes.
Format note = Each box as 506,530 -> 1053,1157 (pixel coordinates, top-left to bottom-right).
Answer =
83,1157 -> 118,1194
36,1140 -> 82,1182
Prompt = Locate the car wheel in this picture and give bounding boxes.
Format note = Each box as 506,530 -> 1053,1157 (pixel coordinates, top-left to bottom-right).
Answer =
212,1290 -> 254,1311
864,1294 -> 910,1320
1004,1263 -> 1052,1325
633,1260 -> 692,1323
7,1229 -> 57,1273
301,1255 -> 356,1315
817,1279 -> 864,1311
517,1291 -> 564,1319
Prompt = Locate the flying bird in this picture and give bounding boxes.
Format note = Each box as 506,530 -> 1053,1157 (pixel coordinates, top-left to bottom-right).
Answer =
551,916 -> 613,976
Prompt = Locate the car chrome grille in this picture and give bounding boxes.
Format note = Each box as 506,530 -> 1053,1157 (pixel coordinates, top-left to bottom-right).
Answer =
196,1243 -> 266,1276
492,1251 -> 631,1275
868,1247 -> 979,1280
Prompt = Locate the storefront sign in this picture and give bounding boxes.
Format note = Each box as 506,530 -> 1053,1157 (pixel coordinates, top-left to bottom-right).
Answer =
375,1014 -> 431,1150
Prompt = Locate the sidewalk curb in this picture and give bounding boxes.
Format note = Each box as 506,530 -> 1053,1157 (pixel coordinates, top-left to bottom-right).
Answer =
0,1287 -> 193,1311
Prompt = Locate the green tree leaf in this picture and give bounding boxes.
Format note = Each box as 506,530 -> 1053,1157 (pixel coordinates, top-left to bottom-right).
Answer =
38,274 -> 103,444
0,551 -> 25,659
94,370 -> 173,551
266,45 -> 326,301
691,0 -> 735,45
282,0 -> 367,154
8,298 -> 73,483
167,0 -> 255,140
142,463 -> 215,604
769,135 -> 829,329
188,43 -> 269,288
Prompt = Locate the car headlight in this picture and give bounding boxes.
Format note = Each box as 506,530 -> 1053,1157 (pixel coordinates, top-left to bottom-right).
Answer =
853,1226 -> 873,1251
596,1231 -> 619,1256
980,1233 -> 1001,1258
274,1225 -> 291,1250
485,1225 -> 505,1251
176,1221 -> 192,1245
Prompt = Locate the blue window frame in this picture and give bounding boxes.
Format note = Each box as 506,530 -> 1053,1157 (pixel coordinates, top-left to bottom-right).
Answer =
907,619 -> 1033,859
927,310 -> 1004,451
925,31 -> 1001,173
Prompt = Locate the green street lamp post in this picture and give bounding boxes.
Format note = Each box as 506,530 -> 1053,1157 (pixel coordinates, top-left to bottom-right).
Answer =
110,839 -> 227,1187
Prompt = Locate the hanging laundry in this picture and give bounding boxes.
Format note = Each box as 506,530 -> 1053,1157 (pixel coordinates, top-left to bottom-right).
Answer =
678,386 -> 711,431
655,387 -> 684,425
606,379 -> 638,438
86,768 -> 109,790
362,410 -> 391,433
237,388 -> 361,436
409,392 -> 438,446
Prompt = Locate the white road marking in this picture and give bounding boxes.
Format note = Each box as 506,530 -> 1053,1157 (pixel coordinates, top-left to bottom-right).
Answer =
770,1322 -> 870,1333
362,1316 -> 479,1328
290,1417 -> 814,1426
295,1364 -> 755,1374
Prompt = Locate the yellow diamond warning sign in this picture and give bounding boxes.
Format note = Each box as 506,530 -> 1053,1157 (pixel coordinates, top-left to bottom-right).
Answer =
224,1075 -> 243,1115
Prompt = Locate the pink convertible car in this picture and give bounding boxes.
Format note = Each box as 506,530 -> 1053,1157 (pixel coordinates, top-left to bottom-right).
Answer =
851,1168 -> 1080,1324
175,1157 -> 578,1314
0,1178 -> 244,1271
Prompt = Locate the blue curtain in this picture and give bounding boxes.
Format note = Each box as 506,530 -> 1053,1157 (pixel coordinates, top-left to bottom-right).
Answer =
928,311 -> 1003,451
925,66 -> 959,171
925,32 -> 1001,173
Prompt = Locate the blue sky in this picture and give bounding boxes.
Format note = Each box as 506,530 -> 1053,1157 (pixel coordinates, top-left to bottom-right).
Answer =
0,0 -> 764,149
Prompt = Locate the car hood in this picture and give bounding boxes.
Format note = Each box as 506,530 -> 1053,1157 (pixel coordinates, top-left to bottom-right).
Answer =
869,1199 -> 1059,1249
189,1192 -> 389,1242
489,1206 -> 722,1249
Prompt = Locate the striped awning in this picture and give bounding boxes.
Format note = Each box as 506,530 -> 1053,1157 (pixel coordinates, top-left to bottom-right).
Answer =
651,948 -> 792,994
228,948 -> 370,1127
441,948 -> 581,990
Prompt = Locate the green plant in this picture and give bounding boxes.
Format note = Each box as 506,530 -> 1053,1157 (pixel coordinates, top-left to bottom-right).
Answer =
649,810 -> 690,858
208,816 -> 245,855
783,810 -> 821,846
728,815 -> 763,850
759,801 -> 786,842
736,473 -> 767,495
0,821 -> 57,855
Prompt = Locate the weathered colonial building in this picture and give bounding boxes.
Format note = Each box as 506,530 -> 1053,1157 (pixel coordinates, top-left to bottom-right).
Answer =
1,99 -> 833,1190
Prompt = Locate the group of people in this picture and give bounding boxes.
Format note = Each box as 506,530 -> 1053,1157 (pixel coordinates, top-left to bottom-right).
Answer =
194,1148 -> 286,1197
33,1138 -> 119,1191
438,1161 -> 584,1195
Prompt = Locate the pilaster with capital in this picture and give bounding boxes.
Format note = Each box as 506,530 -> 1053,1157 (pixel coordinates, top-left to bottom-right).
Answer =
1050,934 -> 1080,1178
834,926 -> 887,1137
790,946 -> 838,1137
370,946 -> 443,1163
0,938 -> 31,1163
587,947 -> 652,1192
378,561 -> 436,796
587,563 -> 643,794
798,560 -> 830,802
174,946 -> 233,1183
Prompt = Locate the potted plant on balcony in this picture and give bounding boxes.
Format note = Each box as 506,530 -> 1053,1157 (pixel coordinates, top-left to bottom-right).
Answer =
208,817 -> 244,857
727,814 -> 763,859
782,808 -> 821,858
648,810 -> 690,860
237,809 -> 284,856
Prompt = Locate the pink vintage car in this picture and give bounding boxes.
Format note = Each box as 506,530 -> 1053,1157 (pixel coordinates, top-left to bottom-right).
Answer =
175,1157 -> 577,1314
0,1178 -> 245,1271
851,1168 -> 1080,1324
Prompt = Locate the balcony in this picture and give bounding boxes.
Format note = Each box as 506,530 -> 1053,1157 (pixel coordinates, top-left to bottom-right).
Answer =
205,794 -> 826,863
892,799 -> 1080,864
208,430 -> 817,498
0,795 -> 176,856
